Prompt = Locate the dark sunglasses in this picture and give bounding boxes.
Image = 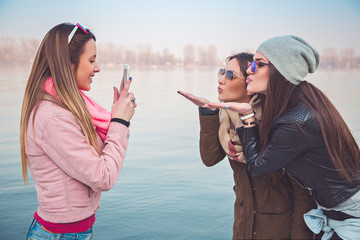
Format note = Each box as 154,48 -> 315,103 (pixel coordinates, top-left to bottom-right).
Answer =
247,61 -> 269,73
217,68 -> 240,80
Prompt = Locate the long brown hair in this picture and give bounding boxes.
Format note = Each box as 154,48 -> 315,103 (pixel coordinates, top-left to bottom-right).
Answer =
20,23 -> 99,184
259,64 -> 360,182
227,53 -> 254,79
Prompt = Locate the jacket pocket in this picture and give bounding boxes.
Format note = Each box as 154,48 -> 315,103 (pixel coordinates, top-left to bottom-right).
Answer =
252,170 -> 294,214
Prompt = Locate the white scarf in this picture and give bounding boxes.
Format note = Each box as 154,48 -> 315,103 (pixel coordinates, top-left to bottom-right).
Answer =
218,94 -> 262,163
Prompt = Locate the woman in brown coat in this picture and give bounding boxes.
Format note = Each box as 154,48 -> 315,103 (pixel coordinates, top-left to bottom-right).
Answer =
178,53 -> 316,239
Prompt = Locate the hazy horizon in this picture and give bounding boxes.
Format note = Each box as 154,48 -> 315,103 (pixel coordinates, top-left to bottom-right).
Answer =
1,0 -> 360,60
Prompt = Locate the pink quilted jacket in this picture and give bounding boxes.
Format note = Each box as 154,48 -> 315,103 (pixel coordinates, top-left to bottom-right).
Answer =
26,100 -> 129,223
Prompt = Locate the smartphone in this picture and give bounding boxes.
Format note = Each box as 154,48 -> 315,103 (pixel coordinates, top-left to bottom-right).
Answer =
120,64 -> 130,92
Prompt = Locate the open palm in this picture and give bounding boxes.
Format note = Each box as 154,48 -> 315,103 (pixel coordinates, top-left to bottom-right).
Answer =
207,102 -> 252,115
177,90 -> 217,110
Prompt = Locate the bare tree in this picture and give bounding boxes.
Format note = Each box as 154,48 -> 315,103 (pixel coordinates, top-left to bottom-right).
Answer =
183,44 -> 195,66
195,45 -> 220,66
356,55 -> 360,69
340,48 -> 356,69
18,38 -> 39,63
98,43 -> 125,65
321,47 -> 340,69
0,36 -> 17,64
207,45 -> 219,66
162,48 -> 175,66
124,49 -> 137,64
197,46 -> 207,66
138,44 -> 153,66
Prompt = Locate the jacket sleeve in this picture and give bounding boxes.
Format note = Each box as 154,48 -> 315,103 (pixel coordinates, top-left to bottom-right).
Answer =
40,114 -> 129,192
199,114 -> 226,166
236,117 -> 309,177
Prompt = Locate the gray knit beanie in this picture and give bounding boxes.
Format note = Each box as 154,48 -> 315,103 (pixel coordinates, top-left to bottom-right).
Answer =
257,35 -> 320,85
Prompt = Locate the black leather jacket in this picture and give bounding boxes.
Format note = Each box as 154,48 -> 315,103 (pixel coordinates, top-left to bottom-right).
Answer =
237,102 -> 360,208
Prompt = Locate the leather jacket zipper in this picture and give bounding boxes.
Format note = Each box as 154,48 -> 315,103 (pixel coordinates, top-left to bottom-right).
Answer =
283,168 -> 313,195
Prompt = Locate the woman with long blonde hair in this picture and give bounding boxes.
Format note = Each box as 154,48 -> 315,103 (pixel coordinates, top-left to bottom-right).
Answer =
20,23 -> 136,239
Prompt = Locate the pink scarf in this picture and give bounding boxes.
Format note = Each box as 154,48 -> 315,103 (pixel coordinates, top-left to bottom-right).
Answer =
43,77 -> 111,141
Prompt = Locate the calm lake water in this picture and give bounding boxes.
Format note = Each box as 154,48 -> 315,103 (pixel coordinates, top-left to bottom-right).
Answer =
0,65 -> 359,240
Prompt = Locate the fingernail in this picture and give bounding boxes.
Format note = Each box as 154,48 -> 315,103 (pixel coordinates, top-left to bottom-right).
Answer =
224,105 -> 230,109
129,77 -> 132,81
177,91 -> 180,94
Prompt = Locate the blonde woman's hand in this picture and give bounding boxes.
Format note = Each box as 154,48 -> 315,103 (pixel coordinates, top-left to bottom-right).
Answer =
112,78 -> 136,122
177,90 -> 217,110
207,102 -> 252,115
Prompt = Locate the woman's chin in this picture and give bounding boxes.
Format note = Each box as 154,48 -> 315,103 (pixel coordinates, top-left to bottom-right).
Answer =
83,86 -> 91,91
219,98 -> 232,103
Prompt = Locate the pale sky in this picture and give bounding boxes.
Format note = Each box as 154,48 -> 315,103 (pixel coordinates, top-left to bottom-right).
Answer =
0,0 -> 359,59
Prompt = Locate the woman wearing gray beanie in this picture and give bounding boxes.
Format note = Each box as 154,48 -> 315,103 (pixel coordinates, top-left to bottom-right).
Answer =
209,35 -> 360,239
179,52 -> 316,239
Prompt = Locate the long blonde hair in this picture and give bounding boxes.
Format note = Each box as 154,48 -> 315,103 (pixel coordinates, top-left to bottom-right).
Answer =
20,23 -> 100,184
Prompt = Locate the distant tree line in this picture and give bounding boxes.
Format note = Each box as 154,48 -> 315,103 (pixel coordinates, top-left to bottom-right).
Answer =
320,47 -> 359,69
1,36 -> 360,69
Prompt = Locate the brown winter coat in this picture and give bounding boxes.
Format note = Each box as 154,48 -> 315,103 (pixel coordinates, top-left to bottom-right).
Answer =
199,113 -> 316,239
